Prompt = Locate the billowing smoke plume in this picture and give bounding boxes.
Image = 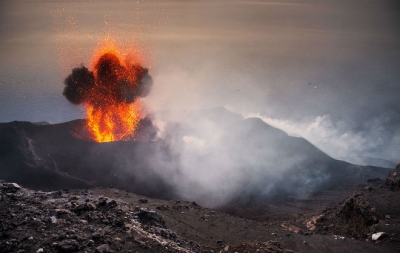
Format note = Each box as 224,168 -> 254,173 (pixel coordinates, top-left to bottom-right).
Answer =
63,53 -> 152,107
63,52 -> 153,142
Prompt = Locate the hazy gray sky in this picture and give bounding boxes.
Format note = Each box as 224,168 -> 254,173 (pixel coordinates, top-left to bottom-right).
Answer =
0,0 -> 399,160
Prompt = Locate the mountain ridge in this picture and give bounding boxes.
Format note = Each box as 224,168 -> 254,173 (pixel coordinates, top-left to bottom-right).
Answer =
0,108 -> 391,209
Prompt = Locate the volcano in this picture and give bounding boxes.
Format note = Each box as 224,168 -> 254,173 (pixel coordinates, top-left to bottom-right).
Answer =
0,108 -> 390,207
1,108 -> 399,252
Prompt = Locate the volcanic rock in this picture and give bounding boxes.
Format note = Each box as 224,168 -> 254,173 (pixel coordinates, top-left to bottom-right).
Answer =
91,231 -> 103,240
227,241 -> 296,253
386,164 -> 400,191
49,216 -> 57,224
139,198 -> 148,203
5,183 -> 21,190
1,178 -> 400,252
72,202 -> 97,212
312,188 -> 382,239
137,208 -> 166,228
371,232 -> 388,241
95,244 -> 110,253
310,165 -> 400,246
58,239 -> 80,252
0,181 -> 204,253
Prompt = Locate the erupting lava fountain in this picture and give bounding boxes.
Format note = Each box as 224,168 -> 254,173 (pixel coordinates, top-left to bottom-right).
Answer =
63,41 -> 153,142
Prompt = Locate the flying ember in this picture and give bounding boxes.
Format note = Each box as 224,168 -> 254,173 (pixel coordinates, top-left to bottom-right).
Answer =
63,43 -> 153,142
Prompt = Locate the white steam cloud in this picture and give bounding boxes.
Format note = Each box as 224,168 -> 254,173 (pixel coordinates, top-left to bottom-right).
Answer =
136,108 -> 335,208
245,112 -> 400,162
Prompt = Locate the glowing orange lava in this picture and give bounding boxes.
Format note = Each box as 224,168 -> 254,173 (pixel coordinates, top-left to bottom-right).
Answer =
83,41 -> 147,142
86,103 -> 140,142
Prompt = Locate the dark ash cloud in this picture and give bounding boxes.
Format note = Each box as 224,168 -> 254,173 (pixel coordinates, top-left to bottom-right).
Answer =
63,53 -> 152,107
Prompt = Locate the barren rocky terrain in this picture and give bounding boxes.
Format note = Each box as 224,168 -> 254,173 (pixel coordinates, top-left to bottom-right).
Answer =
1,165 -> 399,252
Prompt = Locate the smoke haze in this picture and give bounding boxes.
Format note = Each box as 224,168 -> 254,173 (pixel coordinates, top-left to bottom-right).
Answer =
124,108 -> 335,207
246,112 -> 400,161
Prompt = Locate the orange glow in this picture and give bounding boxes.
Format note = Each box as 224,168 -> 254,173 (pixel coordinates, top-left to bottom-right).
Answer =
86,103 -> 140,142
84,41 -> 146,142
90,40 -> 145,72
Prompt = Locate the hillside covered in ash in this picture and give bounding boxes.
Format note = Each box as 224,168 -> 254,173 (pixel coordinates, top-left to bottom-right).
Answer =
0,108 -> 391,209
0,108 -> 399,252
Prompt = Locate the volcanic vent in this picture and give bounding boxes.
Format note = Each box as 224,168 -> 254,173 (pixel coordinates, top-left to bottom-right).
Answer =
63,43 -> 152,142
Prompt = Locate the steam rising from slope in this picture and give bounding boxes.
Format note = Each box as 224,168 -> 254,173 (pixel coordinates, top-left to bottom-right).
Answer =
247,113 -> 400,161
128,108 -> 334,207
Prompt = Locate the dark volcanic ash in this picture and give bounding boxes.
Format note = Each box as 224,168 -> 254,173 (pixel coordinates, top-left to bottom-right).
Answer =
63,53 -> 153,107
62,51 -> 153,142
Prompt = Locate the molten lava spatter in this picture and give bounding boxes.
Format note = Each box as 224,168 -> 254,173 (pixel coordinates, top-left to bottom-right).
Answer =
63,43 -> 152,142
86,103 -> 139,142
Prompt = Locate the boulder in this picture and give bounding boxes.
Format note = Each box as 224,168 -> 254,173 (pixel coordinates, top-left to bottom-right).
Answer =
386,164 -> 400,191
137,208 -> 166,228
371,232 -> 388,241
1,183 -> 21,192
58,239 -> 80,252
95,244 -> 110,253
72,203 -> 97,212
49,216 -> 57,224
7,183 -> 21,189
139,198 -> 148,203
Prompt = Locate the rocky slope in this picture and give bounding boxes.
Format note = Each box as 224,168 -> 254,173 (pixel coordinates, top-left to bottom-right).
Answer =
1,166 -> 399,253
309,164 -> 400,249
0,180 -> 294,253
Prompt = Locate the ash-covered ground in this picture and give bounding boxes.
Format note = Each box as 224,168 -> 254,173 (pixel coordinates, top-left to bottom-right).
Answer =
1,165 -> 400,253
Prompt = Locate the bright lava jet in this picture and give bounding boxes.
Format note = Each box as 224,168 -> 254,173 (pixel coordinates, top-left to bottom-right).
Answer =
63,43 -> 152,142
